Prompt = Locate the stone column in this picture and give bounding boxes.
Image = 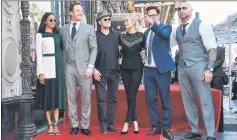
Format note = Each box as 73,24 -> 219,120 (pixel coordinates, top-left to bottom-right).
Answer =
16,1 -> 37,139
55,1 -> 60,27
65,1 -> 70,24
61,1 -> 65,26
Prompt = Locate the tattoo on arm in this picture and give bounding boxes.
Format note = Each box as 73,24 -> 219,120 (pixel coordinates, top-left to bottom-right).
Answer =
207,48 -> 217,69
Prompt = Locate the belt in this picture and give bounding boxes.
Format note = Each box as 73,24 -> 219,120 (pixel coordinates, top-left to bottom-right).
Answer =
43,53 -> 56,57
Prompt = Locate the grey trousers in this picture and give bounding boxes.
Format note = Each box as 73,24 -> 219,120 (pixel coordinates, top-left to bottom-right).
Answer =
65,64 -> 92,129
178,61 -> 215,137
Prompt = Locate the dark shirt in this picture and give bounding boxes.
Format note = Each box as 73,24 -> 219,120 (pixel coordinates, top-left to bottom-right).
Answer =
120,32 -> 145,69
97,31 -> 118,70
95,30 -> 121,73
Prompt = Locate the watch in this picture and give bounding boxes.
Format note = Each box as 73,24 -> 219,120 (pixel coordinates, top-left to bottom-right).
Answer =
207,68 -> 213,72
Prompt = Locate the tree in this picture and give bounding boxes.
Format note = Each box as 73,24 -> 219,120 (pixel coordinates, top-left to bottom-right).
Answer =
30,3 -> 45,22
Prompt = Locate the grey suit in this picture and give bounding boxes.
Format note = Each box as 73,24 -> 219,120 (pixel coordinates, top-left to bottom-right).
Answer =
176,18 -> 215,137
60,22 -> 98,129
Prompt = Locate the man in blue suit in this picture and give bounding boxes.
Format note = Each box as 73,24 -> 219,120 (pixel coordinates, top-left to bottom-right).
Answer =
143,6 -> 175,140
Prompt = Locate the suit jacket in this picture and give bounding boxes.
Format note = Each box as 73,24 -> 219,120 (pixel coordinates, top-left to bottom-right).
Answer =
213,46 -> 225,77
95,29 -> 120,73
60,22 -> 98,75
144,23 -> 175,73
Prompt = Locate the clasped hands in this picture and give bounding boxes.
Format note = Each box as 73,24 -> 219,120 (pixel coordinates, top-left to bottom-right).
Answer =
93,69 -> 101,81
202,69 -> 213,84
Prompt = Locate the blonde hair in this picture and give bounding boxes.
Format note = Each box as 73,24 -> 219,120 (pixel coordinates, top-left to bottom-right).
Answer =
125,14 -> 143,33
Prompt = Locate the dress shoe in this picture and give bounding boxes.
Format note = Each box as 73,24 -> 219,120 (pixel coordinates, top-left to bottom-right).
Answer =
145,127 -> 161,136
232,96 -> 237,100
100,127 -> 108,135
181,132 -> 202,140
162,130 -> 174,140
121,123 -> 130,135
107,126 -> 121,133
81,129 -> 92,136
133,121 -> 139,134
207,137 -> 216,140
70,127 -> 79,135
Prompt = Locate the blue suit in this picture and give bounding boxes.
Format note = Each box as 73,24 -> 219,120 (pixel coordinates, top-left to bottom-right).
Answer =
144,23 -> 175,130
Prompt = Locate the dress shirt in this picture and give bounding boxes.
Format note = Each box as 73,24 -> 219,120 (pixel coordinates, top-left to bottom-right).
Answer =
170,16 -> 217,50
69,21 -> 80,36
145,22 -> 160,67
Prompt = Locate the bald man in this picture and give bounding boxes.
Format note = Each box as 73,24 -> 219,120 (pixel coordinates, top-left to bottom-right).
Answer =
170,2 -> 217,140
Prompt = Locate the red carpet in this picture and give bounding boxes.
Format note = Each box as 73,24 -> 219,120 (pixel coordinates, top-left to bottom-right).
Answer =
63,85 -> 222,131
34,85 -> 222,139
34,127 -> 163,140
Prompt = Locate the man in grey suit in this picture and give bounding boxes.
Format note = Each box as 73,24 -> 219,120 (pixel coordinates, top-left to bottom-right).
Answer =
60,3 -> 97,136
171,2 -> 217,140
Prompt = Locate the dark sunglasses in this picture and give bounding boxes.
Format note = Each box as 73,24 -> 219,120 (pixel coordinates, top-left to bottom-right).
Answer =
49,19 -> 56,23
176,7 -> 188,11
103,18 -> 111,22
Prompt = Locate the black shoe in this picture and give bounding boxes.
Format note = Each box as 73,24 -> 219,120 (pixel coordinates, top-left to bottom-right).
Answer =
232,96 -> 237,100
70,127 -> 79,135
162,130 -> 174,140
107,126 -> 121,133
100,127 -> 108,135
207,137 -> 216,140
133,121 -> 139,134
81,129 -> 92,136
121,123 -> 130,135
145,127 -> 161,135
181,132 -> 202,140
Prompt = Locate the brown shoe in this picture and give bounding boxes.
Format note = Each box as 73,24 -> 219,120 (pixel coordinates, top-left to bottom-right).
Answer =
162,130 -> 174,140
145,127 -> 161,136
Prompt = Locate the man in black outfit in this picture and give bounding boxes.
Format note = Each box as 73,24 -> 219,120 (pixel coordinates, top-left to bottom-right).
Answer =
93,11 -> 121,134
211,46 -> 225,132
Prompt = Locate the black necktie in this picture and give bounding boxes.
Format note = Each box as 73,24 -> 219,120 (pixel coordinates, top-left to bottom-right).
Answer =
71,23 -> 77,39
182,23 -> 188,37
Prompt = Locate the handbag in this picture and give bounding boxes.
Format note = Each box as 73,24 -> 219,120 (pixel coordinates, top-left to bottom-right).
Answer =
223,73 -> 229,85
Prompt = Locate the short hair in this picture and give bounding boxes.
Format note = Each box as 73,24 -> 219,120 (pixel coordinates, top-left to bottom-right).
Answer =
69,2 -> 82,12
146,6 -> 160,14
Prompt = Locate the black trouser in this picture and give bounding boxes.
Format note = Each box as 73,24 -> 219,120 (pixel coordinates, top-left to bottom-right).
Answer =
211,76 -> 224,132
121,68 -> 143,123
94,70 -> 119,128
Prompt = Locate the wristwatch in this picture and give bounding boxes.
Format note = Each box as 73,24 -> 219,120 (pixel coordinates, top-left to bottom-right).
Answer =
207,68 -> 213,72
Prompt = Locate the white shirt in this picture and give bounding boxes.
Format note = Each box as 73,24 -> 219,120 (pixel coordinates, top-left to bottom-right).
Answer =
69,21 -> 80,36
170,16 -> 217,50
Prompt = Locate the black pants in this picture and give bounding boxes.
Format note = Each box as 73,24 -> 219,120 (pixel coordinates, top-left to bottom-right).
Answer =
121,68 -> 143,123
94,70 -> 119,128
211,76 -> 224,132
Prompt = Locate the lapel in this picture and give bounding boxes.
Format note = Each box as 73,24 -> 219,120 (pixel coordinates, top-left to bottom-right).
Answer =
75,22 -> 85,49
65,24 -> 70,50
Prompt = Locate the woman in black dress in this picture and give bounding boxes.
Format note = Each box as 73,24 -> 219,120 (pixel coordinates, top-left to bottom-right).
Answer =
35,12 -> 66,135
120,14 -> 145,135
